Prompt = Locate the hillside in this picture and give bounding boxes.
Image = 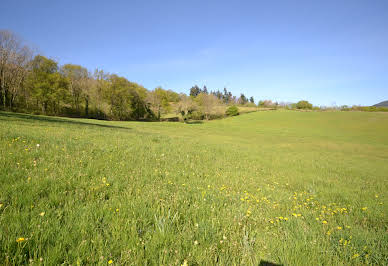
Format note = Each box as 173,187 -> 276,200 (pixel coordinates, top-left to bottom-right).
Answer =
1,111 -> 387,265
373,100 -> 388,107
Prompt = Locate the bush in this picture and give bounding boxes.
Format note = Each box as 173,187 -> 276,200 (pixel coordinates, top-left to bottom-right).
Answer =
296,100 -> 313,110
208,113 -> 225,120
226,106 -> 239,116
189,110 -> 205,120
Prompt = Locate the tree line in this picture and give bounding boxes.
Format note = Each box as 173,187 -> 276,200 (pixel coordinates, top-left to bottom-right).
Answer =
1,30 -> 262,121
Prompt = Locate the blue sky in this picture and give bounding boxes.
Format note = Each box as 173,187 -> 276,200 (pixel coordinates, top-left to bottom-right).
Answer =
1,0 -> 387,106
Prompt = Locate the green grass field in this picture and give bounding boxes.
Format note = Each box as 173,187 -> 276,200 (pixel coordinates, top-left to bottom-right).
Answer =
1,110 -> 387,265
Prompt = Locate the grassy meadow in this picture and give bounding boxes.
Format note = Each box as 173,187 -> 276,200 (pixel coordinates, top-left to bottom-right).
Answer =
0,110 -> 387,265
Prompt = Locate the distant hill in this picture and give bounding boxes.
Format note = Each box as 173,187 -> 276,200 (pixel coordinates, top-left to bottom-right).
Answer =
373,101 -> 388,107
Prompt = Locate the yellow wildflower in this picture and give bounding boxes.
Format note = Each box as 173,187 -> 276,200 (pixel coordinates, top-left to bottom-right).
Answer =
39,212 -> 45,216
108,259 -> 113,264
352,253 -> 360,259
16,237 -> 26,243
322,220 -> 328,224
336,226 -> 342,230
361,207 -> 367,211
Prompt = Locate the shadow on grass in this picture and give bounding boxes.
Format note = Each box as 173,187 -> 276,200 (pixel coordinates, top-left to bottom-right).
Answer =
0,111 -> 132,131
185,120 -> 204,124
259,260 -> 283,266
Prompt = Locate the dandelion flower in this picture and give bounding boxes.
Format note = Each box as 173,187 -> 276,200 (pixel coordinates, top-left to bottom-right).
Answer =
108,259 -> 113,264
16,237 -> 26,243
352,253 -> 360,259
39,212 -> 45,216
336,226 -> 342,230
322,220 -> 328,224
361,207 -> 367,211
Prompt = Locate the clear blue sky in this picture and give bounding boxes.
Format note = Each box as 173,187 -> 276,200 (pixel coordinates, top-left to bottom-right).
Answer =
1,0 -> 387,106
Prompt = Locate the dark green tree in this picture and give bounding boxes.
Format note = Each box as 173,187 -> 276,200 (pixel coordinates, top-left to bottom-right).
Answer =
189,85 -> 201,97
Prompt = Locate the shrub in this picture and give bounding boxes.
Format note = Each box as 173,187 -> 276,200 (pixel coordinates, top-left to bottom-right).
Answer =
226,106 -> 239,116
296,100 -> 313,110
208,112 -> 225,120
189,110 -> 205,120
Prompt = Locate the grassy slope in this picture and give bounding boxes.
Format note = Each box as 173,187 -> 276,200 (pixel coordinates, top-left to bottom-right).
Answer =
0,111 -> 387,265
